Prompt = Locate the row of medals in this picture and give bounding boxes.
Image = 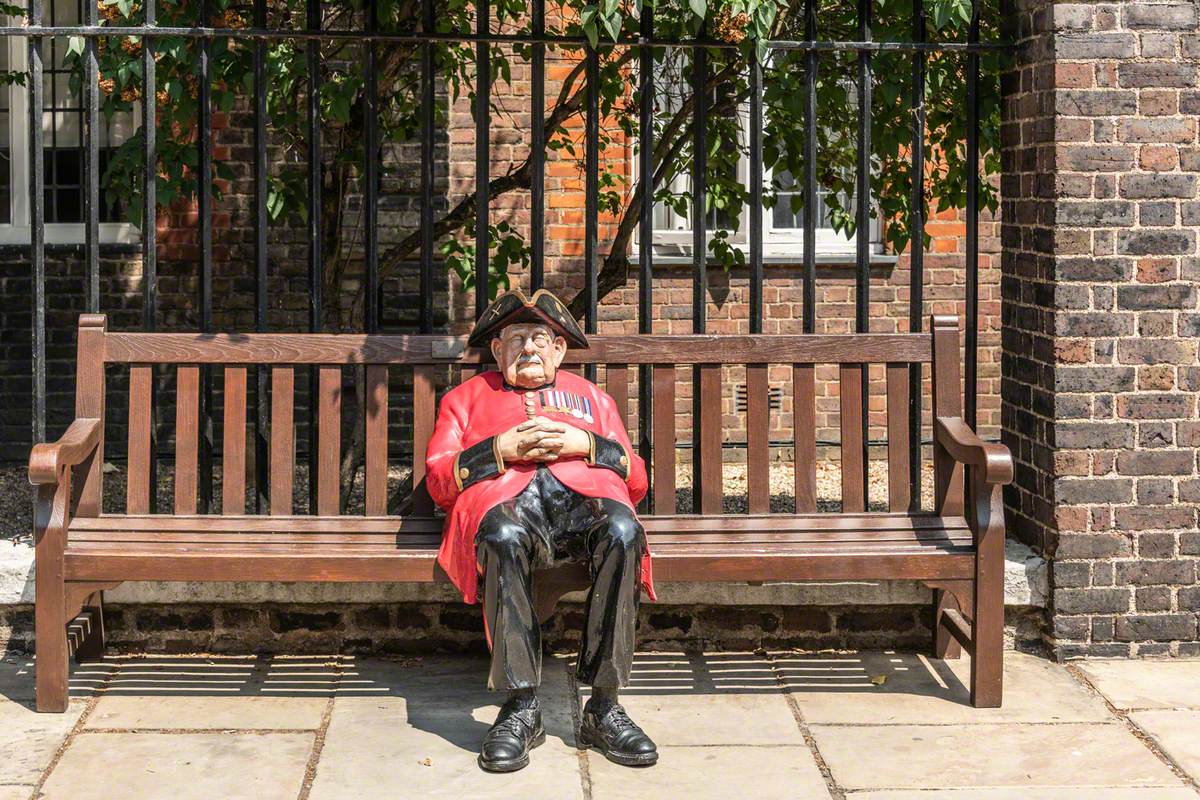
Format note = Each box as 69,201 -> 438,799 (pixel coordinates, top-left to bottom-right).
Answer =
524,390 -> 595,424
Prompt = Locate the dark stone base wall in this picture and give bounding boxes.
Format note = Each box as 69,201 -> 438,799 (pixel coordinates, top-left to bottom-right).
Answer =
0,602 -> 1045,658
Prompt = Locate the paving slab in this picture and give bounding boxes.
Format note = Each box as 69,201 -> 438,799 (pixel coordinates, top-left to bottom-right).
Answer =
86,655 -> 333,730
0,698 -> 84,784
1129,710 -> 1200,780
776,650 -> 1110,724
0,787 -> 35,800
38,732 -> 313,800
588,745 -> 831,799
811,723 -> 1183,790
579,652 -> 805,747
850,790 -> 1197,799
1078,660 -> 1200,710
309,657 -> 583,800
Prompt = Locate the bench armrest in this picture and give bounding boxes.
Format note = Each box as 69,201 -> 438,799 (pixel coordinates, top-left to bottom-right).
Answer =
934,416 -> 1013,486
29,417 -> 102,486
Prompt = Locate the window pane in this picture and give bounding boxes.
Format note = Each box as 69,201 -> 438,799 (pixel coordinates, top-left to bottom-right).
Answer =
40,0 -> 131,224
650,53 -> 739,236
772,169 -> 837,230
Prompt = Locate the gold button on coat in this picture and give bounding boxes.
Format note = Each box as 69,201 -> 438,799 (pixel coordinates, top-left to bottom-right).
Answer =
619,455 -> 629,466
459,467 -> 470,480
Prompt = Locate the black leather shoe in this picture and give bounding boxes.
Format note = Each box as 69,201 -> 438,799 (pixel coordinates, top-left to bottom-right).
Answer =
478,700 -> 545,773
578,702 -> 658,766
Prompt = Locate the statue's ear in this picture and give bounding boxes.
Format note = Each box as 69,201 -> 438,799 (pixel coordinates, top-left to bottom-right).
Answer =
551,336 -> 567,368
489,336 -> 504,365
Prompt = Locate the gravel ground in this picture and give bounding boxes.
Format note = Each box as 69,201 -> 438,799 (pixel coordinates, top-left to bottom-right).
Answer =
1,458 -> 938,543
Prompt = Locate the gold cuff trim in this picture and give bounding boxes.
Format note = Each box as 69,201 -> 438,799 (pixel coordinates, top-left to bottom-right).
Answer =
452,452 -> 465,492
492,435 -> 507,474
587,430 -> 597,464
619,443 -> 630,479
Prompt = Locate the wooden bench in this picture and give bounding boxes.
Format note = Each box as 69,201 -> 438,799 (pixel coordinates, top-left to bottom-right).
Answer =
30,313 -> 1012,712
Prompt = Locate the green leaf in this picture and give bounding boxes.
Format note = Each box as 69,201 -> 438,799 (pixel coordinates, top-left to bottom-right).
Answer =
689,0 -> 707,21
66,36 -> 85,59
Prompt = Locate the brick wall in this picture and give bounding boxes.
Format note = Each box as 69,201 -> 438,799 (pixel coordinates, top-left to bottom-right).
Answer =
0,601 -> 1047,656
1002,0 -> 1200,656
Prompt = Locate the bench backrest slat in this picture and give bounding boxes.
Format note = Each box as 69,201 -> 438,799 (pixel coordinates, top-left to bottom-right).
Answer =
364,365 -> 389,516
222,367 -> 248,514
270,367 -> 295,516
792,364 -> 817,512
696,364 -> 723,515
606,364 -> 629,429
886,363 -> 911,512
174,365 -> 200,514
838,363 -> 866,513
745,363 -> 770,514
317,365 -> 342,515
411,365 -> 436,516
101,333 -> 931,365
75,315 -> 107,517
651,364 -> 676,515
932,316 -> 965,516
127,364 -> 153,514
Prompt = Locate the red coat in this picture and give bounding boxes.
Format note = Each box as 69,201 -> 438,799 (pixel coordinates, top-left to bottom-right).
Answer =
426,369 -> 654,604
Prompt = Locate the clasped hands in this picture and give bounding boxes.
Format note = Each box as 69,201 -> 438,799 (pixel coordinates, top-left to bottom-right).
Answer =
496,416 -> 591,464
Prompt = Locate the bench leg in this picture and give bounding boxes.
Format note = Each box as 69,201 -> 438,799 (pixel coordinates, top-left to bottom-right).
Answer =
932,589 -> 962,660
35,571 -> 69,713
970,481 -> 1005,709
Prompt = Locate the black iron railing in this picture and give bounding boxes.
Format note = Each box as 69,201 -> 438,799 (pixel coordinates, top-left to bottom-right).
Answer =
12,0 -> 1005,510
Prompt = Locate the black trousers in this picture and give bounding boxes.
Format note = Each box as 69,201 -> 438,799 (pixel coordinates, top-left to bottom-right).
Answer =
475,466 -> 646,691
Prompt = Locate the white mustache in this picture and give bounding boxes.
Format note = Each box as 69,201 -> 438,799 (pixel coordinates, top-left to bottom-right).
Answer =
516,354 -> 543,365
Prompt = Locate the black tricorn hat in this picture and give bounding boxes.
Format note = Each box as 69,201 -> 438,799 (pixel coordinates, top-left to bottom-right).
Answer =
468,288 -> 589,349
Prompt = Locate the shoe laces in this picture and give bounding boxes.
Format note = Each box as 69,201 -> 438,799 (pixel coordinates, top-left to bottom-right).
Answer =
600,703 -> 637,732
491,701 -> 538,738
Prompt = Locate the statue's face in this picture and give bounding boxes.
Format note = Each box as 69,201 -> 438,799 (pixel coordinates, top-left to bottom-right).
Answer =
490,323 -> 567,388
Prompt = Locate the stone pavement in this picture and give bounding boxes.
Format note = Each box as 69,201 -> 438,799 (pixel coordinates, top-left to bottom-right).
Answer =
0,650 -> 1198,799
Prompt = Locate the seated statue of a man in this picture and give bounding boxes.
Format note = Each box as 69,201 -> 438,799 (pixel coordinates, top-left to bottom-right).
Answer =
426,288 -> 658,772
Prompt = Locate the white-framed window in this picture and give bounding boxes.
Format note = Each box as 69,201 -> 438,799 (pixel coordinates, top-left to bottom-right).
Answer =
1,2 -> 139,245
633,55 -> 883,261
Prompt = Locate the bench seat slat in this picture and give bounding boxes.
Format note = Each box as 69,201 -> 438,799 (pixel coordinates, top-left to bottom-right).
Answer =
70,512 -> 967,534
68,529 -> 969,547
66,542 -> 972,559
64,547 -> 972,583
